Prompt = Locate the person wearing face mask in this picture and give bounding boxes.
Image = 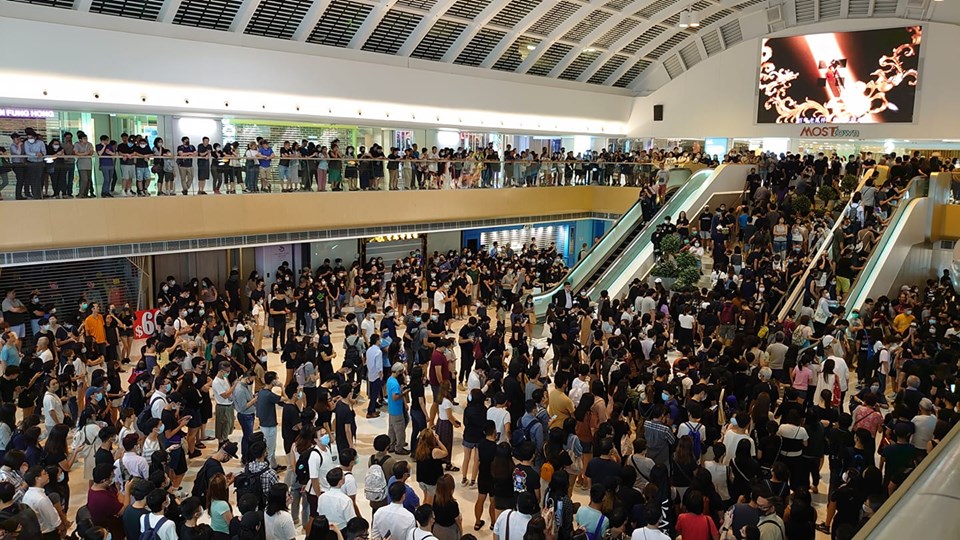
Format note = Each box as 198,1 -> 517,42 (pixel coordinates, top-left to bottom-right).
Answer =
755,494 -> 785,540
20,128 -> 46,200
86,462 -> 132,539
190,440 -> 238,505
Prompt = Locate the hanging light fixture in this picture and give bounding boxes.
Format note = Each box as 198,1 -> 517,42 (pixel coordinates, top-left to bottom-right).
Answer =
689,10 -> 700,28
678,10 -> 690,28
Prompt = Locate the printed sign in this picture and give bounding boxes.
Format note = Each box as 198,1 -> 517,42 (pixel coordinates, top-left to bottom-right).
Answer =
133,309 -> 161,338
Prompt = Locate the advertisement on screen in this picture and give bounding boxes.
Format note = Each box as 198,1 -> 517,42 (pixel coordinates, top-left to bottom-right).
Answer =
757,26 -> 922,124
134,309 -> 161,338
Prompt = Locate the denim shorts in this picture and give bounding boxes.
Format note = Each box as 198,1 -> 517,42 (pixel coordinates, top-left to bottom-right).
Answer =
135,167 -> 150,181
462,440 -> 479,449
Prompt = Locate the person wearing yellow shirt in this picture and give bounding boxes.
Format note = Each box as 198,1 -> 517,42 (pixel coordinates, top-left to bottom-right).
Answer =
892,309 -> 915,335
548,371 -> 575,429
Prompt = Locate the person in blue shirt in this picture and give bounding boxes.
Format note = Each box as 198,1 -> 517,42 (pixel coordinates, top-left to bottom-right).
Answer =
386,363 -> 409,455
386,460 -> 420,513
21,128 -> 46,200
258,140 -> 274,192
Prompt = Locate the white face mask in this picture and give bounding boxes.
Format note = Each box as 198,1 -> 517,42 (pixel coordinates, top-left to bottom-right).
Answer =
27,138 -> 36,143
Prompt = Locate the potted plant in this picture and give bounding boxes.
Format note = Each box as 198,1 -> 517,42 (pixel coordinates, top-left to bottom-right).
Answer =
817,184 -> 839,211
790,193 -> 812,217
840,173 -> 858,196
650,233 -> 700,291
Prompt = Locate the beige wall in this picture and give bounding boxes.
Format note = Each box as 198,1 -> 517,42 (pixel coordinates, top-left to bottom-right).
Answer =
1,187 -> 642,253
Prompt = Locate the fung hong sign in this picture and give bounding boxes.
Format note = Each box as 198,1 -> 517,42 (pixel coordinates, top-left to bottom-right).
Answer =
0,108 -> 56,118
799,126 -> 861,138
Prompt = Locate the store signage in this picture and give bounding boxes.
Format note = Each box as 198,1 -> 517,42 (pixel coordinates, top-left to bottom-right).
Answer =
133,309 -> 161,339
799,126 -> 861,138
0,108 -> 55,118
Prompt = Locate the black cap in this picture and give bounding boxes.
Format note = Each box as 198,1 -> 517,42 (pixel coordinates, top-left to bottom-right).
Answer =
219,440 -> 239,459
9,132 -> 21,139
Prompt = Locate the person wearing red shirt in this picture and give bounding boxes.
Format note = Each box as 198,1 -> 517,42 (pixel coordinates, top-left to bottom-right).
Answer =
87,463 -> 131,539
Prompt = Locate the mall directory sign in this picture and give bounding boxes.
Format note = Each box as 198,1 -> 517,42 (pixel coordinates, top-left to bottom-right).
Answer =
757,26 -> 922,124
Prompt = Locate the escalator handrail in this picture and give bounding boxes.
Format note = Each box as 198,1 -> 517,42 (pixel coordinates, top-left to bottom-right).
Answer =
776,168 -> 878,320
843,176 -> 929,313
583,168 -> 722,298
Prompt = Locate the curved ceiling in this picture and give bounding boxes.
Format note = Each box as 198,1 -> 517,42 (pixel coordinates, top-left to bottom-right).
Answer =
3,0 -> 954,96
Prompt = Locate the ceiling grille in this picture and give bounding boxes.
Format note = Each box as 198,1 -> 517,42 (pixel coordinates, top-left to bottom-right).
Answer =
648,31 -> 688,60
847,0 -> 871,16
587,54 -> 628,84
613,58 -> 650,88
445,0 -> 491,20
563,10 -> 612,42
559,50 -> 601,80
489,0 -> 542,29
363,9 -> 424,54
794,0 -> 815,23
603,0 -> 634,11
527,1 -> 580,36
593,18 -> 640,49
454,28 -> 506,66
702,29 -> 722,56
635,0 -> 679,19
244,0 -> 312,39
173,0 -> 243,31
664,54 -> 684,79
396,0 -> 437,11
10,0 -> 75,9
411,19 -> 468,61
526,43 -> 574,76
89,0 -> 164,21
731,0 -> 767,8
873,0 -> 898,15
700,9 -> 733,27
679,42 -> 701,68
719,19 -> 742,46
621,25 -> 666,54
492,36 -> 542,72
819,0 -> 841,19
308,0 -> 374,48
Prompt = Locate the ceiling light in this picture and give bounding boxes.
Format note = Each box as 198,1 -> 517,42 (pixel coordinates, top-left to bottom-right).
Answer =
525,44 -> 536,51
583,47 -> 597,53
679,11 -> 690,28
689,11 -> 700,28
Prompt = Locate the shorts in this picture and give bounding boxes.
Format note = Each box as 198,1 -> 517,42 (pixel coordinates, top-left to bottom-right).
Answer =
718,324 -> 735,340
580,441 -> 593,454
418,482 -> 437,497
699,230 -> 710,239
135,167 -> 150,181
836,276 -> 851,295
477,477 -> 492,495
185,408 -> 203,428
120,164 -> 135,180
494,495 -> 516,510
462,440 -> 479,449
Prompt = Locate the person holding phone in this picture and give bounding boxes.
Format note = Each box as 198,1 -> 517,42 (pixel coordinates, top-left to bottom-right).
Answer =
159,392 -> 192,497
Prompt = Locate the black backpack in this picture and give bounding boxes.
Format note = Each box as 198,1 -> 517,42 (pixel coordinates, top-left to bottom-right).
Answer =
234,465 -> 268,508
140,515 -> 168,540
137,395 -> 165,434
295,448 -> 321,486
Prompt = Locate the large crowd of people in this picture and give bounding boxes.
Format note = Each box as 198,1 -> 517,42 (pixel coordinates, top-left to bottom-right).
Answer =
0,147 -> 956,540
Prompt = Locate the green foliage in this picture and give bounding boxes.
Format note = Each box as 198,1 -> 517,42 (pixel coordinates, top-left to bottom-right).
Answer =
660,233 -> 682,256
791,194 -> 812,216
676,266 -> 702,289
817,184 -> 839,203
675,251 -> 698,271
651,259 -> 679,278
840,174 -> 858,193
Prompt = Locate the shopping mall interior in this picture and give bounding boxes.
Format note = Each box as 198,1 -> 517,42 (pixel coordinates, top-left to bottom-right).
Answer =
0,1 -> 958,540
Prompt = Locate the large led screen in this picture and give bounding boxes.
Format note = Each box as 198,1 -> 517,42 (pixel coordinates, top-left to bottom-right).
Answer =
757,27 -> 922,124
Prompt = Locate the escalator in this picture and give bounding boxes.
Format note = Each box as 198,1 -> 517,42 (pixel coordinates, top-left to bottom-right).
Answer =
777,174 -> 928,320
531,167 -> 695,318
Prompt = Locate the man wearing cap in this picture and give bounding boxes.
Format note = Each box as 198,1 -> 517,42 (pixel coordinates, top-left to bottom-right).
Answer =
87,463 -> 129,539
7,132 -> 27,199
386,362 -> 409,455
21,128 -> 46,200
191,439 -> 238,503
212,361 -> 237,443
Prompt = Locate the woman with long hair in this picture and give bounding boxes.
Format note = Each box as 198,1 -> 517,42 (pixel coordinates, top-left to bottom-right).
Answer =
432,473 -> 462,540
435,382 -> 461,471
814,358 -> 842,410
415,428 -> 448,505
0,403 -> 16,455
671,436 -> 697,500
461,388 -> 487,486
207,472 -> 234,539
573,393 -> 596,487
490,442 -> 516,523
42,423 -> 78,511
750,392 -> 772,440
728,438 -> 760,504
264,482 -> 298,540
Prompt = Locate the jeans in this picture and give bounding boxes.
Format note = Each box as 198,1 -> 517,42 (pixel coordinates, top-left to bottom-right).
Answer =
367,377 -> 382,415
278,165 -> 289,180
288,477 -> 311,525
237,412 -> 255,460
304,314 -> 316,336
261,425 -> 278,468
246,166 -> 258,191
410,409 -> 426,455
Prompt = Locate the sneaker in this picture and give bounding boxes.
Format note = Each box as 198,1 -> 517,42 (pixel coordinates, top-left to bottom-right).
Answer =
182,190 -> 189,196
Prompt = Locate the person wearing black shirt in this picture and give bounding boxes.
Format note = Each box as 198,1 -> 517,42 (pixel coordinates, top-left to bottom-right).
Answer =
334,384 -> 357,451
269,293 -> 288,352
196,137 -> 212,195
94,426 -> 118,471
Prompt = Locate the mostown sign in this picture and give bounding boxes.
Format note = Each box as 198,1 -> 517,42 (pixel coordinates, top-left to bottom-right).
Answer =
799,126 -> 861,138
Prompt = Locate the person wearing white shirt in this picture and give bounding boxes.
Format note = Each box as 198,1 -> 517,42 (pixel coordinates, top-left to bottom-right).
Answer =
408,505 -> 437,540
434,286 -> 447,322
316,468 -> 356,529
632,512 -> 671,540
360,311 -> 377,343
486,395 -> 512,443
150,380 -> 171,419
115,433 -> 150,488
264,482 -> 298,540
41,378 -> 65,431
493,492 -> 537,540
366,334 -> 384,418
372,482 -> 416,540
22,467 -> 61,536
140,488 -> 178,540
211,362 -> 236,442
826,355 -> 850,393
